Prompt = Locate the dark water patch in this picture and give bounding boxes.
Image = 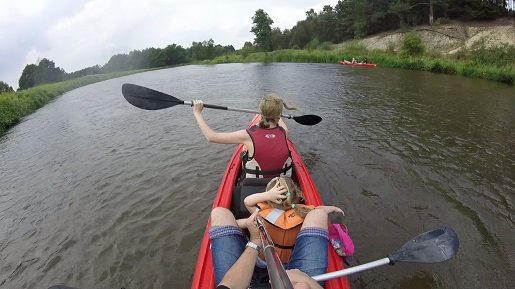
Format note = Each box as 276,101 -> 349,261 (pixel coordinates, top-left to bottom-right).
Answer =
361,189 -> 380,198
393,271 -> 440,289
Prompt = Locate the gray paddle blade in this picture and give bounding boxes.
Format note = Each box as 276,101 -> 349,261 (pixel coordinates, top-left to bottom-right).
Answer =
292,114 -> 322,125
122,83 -> 183,110
388,227 -> 459,264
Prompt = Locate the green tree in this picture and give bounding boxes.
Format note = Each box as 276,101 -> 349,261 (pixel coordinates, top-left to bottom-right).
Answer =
204,39 -> 215,60
160,44 -> 189,66
271,27 -> 289,50
241,41 -> 254,58
66,65 -> 102,80
251,9 -> 274,52
28,58 -> 65,86
306,37 -> 320,52
19,64 -> 37,90
318,5 -> 337,43
389,0 -> 411,28
401,32 -> 425,56
289,22 -> 312,49
0,81 -> 14,94
103,54 -> 130,72
334,0 -> 356,41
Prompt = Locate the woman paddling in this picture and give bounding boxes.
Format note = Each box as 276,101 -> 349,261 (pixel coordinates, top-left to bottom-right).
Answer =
193,95 -> 299,178
243,176 -> 345,263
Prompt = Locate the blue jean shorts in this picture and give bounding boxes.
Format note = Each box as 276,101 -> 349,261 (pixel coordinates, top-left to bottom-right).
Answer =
209,226 -> 328,286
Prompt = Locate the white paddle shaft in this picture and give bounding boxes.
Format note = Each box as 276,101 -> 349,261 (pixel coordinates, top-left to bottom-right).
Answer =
313,257 -> 391,281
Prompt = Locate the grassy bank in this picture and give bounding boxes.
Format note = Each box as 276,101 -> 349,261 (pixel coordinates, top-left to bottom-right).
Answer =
206,45 -> 515,86
0,71 -> 138,137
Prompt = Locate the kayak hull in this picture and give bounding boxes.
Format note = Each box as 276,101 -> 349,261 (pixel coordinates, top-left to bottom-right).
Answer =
191,114 -> 350,289
338,61 -> 377,67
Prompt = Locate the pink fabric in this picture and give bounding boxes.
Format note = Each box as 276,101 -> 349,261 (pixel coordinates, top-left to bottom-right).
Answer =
329,223 -> 354,257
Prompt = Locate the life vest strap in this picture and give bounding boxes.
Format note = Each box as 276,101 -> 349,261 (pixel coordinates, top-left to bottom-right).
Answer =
243,162 -> 292,178
274,242 -> 295,250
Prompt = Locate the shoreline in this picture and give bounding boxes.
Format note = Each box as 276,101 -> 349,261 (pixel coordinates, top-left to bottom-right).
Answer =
207,48 -> 514,85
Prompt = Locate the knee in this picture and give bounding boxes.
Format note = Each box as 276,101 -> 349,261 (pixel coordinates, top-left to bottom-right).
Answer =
303,209 -> 328,229
211,207 -> 236,227
211,207 -> 230,217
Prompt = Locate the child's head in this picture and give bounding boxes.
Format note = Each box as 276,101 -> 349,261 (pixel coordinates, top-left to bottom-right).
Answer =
266,177 -> 311,217
266,177 -> 301,209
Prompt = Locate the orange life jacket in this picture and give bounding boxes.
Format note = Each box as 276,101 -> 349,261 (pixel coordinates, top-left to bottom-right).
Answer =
257,202 -> 314,263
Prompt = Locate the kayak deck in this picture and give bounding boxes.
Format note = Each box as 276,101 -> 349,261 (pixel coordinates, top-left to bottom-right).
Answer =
191,115 -> 350,289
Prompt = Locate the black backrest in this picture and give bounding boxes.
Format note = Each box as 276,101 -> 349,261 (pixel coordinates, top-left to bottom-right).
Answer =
231,178 -> 273,219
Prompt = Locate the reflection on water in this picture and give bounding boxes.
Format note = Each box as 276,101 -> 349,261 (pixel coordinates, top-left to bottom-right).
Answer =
0,63 -> 513,289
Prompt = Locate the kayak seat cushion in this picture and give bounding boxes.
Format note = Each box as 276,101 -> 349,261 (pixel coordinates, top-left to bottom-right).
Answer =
231,177 -> 273,219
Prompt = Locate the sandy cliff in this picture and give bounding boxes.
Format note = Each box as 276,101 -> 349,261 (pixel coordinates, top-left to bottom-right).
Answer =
337,18 -> 515,54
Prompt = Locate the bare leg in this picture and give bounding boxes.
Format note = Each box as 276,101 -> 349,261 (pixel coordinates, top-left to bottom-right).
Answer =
211,207 -> 239,227
301,208 -> 328,230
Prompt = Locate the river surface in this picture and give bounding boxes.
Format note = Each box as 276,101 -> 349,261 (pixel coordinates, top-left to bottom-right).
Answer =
0,63 -> 514,289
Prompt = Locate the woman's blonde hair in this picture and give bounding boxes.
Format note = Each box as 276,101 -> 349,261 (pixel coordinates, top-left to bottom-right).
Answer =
266,176 -> 312,218
258,94 -> 299,128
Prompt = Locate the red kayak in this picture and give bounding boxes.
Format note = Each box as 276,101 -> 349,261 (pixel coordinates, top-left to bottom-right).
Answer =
191,114 -> 351,289
338,61 -> 377,67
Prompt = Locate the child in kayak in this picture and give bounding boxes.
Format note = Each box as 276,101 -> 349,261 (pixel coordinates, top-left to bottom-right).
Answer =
193,95 -> 299,178
242,176 -> 344,263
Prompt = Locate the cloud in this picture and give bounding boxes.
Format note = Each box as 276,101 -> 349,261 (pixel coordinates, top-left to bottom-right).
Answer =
0,0 -> 338,89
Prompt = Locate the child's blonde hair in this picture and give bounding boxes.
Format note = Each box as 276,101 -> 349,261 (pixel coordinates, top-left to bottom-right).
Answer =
266,176 -> 312,218
258,94 -> 299,128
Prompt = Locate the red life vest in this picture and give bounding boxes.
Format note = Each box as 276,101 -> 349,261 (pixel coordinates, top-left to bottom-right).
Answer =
243,125 -> 292,178
257,202 -> 314,263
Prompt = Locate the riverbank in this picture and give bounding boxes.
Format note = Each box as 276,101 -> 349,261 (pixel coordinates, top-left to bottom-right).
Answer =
205,19 -> 515,86
0,71 -> 139,137
206,48 -> 515,85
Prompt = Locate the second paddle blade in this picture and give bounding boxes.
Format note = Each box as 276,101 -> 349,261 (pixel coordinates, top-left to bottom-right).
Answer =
292,114 -> 322,125
122,83 -> 184,110
388,227 -> 459,264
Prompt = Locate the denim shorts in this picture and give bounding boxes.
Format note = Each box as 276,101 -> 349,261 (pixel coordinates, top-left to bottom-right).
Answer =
209,226 -> 328,286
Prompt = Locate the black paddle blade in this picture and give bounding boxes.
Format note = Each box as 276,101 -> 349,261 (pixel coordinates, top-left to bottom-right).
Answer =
122,83 -> 184,110
388,227 -> 459,264
292,114 -> 322,125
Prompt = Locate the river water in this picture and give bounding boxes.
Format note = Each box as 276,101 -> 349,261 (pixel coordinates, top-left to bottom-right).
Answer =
0,63 -> 513,289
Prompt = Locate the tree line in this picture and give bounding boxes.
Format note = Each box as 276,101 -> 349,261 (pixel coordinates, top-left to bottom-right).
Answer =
252,0 -> 511,51
5,0 -> 512,91
13,40 -> 235,90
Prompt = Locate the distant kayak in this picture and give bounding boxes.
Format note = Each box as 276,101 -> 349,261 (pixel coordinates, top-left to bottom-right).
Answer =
338,61 -> 377,67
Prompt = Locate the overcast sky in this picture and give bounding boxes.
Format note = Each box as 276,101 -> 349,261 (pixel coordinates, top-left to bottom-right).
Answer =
0,0 -> 339,89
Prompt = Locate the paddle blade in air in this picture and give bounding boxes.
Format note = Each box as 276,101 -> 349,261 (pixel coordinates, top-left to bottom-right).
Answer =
388,227 -> 459,264
293,114 -> 322,125
122,83 -> 183,110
